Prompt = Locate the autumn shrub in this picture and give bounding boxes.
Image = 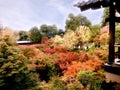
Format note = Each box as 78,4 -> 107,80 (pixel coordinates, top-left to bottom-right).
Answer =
1,27 -> 19,46
69,84 -> 82,90
41,37 -> 53,45
77,70 -> 105,90
77,70 -> 95,88
54,46 -> 68,53
0,42 -> 40,90
21,48 -> 35,58
41,37 -> 49,44
38,43 -> 49,51
49,78 -> 67,90
19,44 -> 60,82
53,35 -> 64,46
55,52 -> 80,74
38,38 -> 54,52
94,48 -> 108,62
35,54 -> 60,82
43,47 -> 56,54
60,75 -> 83,90
53,30 -> 81,50
20,47 -> 41,60
55,52 -> 103,77
62,61 -> 82,76
76,26 -> 91,42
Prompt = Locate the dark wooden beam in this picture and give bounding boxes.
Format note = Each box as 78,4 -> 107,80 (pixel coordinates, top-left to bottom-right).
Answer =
109,0 -> 115,63
115,17 -> 120,22
106,17 -> 120,22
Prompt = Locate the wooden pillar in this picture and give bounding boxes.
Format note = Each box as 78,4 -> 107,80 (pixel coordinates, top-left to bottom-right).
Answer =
109,0 -> 115,63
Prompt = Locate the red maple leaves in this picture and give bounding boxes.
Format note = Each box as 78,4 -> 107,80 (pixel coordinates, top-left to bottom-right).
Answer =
55,52 -> 103,77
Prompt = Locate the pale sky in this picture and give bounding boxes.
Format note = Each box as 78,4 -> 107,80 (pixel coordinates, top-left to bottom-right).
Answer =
0,0 -> 104,31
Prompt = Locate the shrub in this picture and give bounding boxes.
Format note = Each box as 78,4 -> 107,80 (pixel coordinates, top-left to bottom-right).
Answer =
54,46 -> 68,53
94,48 -> 108,62
77,70 -> 96,88
55,52 -> 80,75
55,52 -> 103,77
43,47 -> 56,54
35,54 -> 60,82
19,45 -> 41,59
0,42 -> 40,90
61,76 -> 83,90
90,76 -> 105,90
77,70 -> 105,90
49,79 -> 67,90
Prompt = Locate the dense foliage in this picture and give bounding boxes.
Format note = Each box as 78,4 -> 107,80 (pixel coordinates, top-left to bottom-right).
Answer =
18,31 -> 28,41
55,52 -> 103,77
53,26 -> 91,50
0,42 -> 40,90
77,70 -> 105,89
40,24 -> 58,38
65,13 -> 91,31
1,10 -> 120,89
29,26 -> 42,43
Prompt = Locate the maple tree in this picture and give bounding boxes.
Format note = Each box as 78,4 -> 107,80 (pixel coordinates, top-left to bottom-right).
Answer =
55,52 -> 103,77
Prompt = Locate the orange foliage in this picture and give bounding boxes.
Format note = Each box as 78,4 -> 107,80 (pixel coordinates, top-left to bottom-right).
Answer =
55,52 -> 103,77
43,47 -> 56,54
41,37 -> 53,45
54,46 -> 68,53
19,45 -> 40,56
94,48 -> 108,60
41,37 -> 49,44
18,41 -> 104,77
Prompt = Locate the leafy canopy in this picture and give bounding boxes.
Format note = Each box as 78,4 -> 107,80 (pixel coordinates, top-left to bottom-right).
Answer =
29,26 -> 42,43
65,13 -> 91,31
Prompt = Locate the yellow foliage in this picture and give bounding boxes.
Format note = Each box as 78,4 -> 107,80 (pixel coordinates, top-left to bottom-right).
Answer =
53,26 -> 91,49
53,30 -> 81,49
0,27 -> 19,45
76,26 -> 91,42
53,35 -> 64,45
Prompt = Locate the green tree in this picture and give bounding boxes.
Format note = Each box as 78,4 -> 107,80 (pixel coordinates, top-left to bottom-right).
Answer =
65,13 -> 91,31
29,26 -> 42,43
58,29 -> 64,37
77,70 -> 104,90
90,25 -> 100,42
40,24 -> 58,38
101,8 -> 109,27
0,42 -> 40,90
50,79 -> 67,90
18,31 -> 28,41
